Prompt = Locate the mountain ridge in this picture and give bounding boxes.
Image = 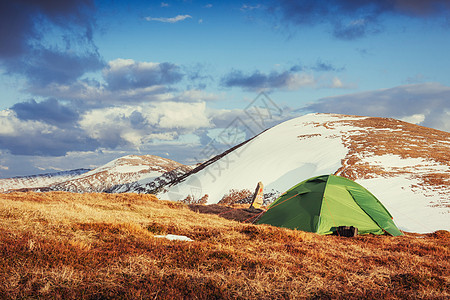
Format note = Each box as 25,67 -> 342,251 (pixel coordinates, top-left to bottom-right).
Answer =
5,155 -> 191,194
0,168 -> 91,193
159,113 -> 450,233
1,113 -> 448,233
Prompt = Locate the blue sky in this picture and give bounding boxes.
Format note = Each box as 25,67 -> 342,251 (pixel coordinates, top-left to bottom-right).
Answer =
1,0 -> 450,177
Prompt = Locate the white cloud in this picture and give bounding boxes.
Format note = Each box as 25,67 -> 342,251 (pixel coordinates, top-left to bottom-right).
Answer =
0,107 -> 94,157
331,77 -> 343,88
285,73 -> 316,90
400,114 -> 426,124
176,89 -> 220,102
79,102 -> 212,148
326,76 -> 355,89
156,102 -> 212,129
106,58 -> 160,72
0,109 -> 56,136
0,110 -> 16,135
145,15 -> 192,23
79,106 -> 148,145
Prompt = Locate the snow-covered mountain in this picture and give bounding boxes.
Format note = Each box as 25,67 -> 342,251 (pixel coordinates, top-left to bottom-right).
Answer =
159,113 -> 450,233
0,169 -> 90,193
2,114 -> 448,233
106,164 -> 195,194
33,155 -> 189,193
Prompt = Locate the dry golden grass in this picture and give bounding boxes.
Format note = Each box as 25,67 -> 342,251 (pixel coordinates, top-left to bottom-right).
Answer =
0,192 -> 448,299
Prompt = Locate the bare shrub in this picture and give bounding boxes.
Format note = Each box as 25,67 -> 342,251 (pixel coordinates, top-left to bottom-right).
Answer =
219,189 -> 252,205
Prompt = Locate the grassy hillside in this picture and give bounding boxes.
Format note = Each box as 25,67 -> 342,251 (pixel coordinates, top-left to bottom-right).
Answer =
0,192 -> 448,299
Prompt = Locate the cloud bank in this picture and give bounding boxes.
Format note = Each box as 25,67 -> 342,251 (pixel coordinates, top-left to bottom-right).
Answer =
303,82 -> 450,131
0,0 -> 103,87
222,70 -> 315,91
272,0 -> 450,39
0,0 -> 96,58
222,61 -> 346,91
0,51 -> 221,165
104,59 -> 184,91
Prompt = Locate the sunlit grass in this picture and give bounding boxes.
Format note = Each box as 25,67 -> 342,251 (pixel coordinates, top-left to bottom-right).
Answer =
0,192 -> 448,299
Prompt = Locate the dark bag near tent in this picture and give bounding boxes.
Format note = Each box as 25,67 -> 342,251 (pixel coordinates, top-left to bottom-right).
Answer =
337,226 -> 358,237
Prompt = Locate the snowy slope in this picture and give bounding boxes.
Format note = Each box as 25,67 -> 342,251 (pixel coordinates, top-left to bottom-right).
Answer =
43,155 -> 186,193
107,164 -> 195,194
0,169 -> 90,193
159,113 -> 450,233
162,114 -> 351,202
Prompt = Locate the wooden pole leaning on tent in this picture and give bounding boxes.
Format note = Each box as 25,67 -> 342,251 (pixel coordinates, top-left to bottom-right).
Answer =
249,181 -> 264,209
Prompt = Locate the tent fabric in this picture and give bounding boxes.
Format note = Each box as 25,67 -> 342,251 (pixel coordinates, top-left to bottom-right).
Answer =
257,175 -> 403,236
260,175 -> 326,232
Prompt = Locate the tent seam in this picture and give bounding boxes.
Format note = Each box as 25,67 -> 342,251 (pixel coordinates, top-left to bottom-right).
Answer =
315,174 -> 331,233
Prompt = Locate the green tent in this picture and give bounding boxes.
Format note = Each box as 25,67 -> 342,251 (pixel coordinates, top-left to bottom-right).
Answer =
257,175 -> 403,236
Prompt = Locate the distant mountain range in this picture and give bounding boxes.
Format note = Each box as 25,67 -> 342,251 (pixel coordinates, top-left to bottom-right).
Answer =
1,113 -> 449,233
0,169 -> 91,193
2,155 -> 193,194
